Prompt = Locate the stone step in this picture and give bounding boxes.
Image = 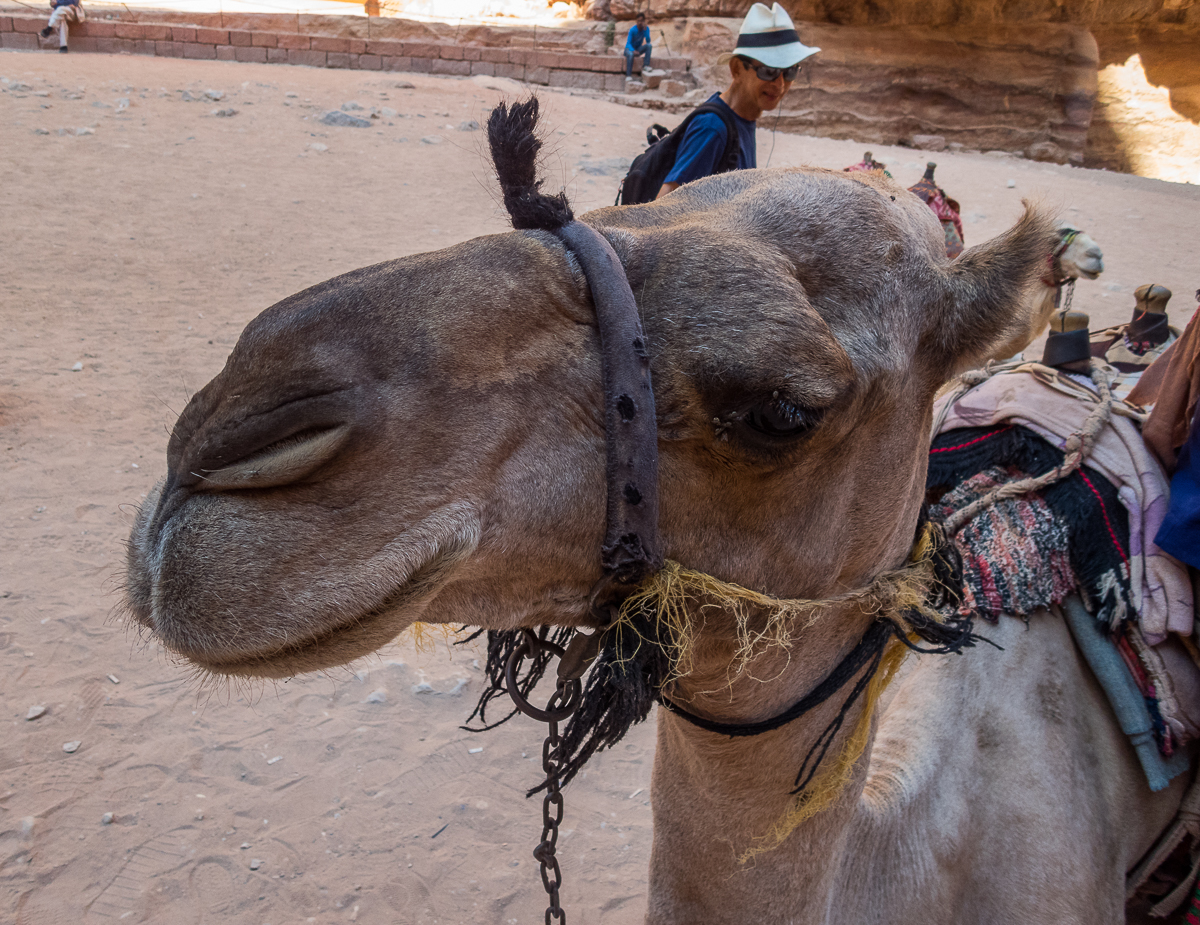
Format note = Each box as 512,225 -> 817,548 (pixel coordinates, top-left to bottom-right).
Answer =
0,14 -> 691,88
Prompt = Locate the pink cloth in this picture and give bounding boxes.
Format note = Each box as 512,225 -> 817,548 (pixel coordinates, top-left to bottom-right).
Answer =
934,365 -> 1194,640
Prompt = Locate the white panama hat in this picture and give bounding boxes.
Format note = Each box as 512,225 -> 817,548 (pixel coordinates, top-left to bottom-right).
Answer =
716,3 -> 819,71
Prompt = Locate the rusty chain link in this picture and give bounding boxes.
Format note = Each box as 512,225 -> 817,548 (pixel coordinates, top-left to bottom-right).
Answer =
533,680 -> 571,923
504,628 -> 598,924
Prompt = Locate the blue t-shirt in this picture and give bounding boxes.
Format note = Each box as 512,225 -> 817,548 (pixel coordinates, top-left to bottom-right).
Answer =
1155,401 -> 1200,569
663,94 -> 756,186
625,24 -> 650,52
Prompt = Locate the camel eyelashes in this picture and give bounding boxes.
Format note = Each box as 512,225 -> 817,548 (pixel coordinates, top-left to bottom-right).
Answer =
194,424 -> 353,491
739,396 -> 823,438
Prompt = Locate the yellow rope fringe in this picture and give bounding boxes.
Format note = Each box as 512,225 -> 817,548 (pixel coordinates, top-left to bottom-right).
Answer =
404,621 -> 470,654
611,523 -> 952,861
614,525 -> 944,689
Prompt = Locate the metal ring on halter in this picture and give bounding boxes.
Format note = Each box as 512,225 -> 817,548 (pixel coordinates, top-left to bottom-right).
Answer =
505,629 -> 582,723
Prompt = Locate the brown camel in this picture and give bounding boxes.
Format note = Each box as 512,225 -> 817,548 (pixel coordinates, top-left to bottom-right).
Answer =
125,110 -> 1183,922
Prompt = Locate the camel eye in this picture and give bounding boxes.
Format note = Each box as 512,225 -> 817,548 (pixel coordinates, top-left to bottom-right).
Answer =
742,396 -> 822,438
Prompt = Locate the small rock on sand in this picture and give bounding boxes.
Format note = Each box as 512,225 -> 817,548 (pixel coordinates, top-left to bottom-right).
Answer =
365,689 -> 387,703
308,142 -> 328,152
204,89 -> 224,101
393,81 -> 415,89
71,362 -> 83,371
320,111 -> 371,128
249,858 -> 262,870
107,674 -> 120,684
26,705 -> 46,720
411,681 -> 434,694
458,120 -> 479,131
101,812 -> 113,825
212,108 -> 238,118
341,101 -> 363,111
75,127 -> 94,136
63,741 -> 81,753
911,134 -> 946,152
420,136 -> 443,145
33,128 -> 49,135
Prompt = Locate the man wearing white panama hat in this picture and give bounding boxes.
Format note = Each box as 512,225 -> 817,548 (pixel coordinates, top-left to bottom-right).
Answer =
656,2 -> 818,198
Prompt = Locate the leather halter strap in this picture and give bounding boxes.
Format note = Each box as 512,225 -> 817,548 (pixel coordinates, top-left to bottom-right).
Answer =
659,619 -> 893,737
552,220 -> 663,611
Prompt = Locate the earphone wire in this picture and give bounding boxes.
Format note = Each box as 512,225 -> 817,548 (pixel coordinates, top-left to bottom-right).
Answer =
766,105 -> 781,168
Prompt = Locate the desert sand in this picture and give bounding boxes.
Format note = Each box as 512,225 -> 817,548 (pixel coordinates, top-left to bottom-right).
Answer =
2,49 -> 1198,925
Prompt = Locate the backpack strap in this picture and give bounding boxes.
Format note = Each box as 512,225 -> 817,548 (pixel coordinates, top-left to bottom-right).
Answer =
688,100 -> 741,174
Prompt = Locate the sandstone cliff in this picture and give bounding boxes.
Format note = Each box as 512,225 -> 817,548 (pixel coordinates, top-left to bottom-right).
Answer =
602,0 -> 1198,27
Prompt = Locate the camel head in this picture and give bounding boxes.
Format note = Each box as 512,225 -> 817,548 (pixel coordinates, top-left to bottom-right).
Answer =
1056,224 -> 1104,281
125,103 -> 1054,680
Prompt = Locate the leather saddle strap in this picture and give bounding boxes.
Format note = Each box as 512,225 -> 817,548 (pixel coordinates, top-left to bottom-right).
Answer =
554,220 -> 662,592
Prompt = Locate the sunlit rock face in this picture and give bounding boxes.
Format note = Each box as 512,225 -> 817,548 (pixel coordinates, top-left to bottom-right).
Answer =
605,0 -> 1199,26
617,1 -> 1198,179
774,24 -> 1099,165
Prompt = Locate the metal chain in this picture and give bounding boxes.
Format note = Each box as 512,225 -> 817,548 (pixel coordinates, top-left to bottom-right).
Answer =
533,681 -> 571,924
504,629 -> 599,925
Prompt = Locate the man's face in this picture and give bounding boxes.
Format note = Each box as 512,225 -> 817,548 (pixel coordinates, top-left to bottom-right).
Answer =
732,57 -> 795,112
637,15 -> 645,26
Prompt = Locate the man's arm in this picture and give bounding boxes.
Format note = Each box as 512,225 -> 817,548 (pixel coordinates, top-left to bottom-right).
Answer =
656,182 -> 680,198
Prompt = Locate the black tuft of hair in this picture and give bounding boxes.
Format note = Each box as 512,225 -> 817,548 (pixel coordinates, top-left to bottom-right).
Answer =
487,96 -> 574,232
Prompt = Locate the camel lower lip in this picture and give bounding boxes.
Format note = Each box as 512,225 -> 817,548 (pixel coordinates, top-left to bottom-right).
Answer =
179,596 -> 415,678
129,498 -> 481,679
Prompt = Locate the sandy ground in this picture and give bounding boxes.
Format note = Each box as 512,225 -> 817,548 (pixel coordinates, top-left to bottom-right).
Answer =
2,49 -> 1199,925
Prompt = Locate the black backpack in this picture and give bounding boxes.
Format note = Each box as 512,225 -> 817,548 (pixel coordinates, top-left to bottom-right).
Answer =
615,101 -> 740,205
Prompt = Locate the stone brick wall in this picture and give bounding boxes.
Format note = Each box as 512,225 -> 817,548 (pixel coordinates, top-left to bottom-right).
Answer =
0,14 -> 691,89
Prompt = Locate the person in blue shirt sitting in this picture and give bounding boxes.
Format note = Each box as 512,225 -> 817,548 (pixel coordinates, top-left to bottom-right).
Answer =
624,13 -> 652,79
657,2 -> 819,198
39,0 -> 84,52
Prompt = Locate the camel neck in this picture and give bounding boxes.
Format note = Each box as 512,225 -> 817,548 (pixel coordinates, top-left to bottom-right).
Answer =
646,601 -> 881,924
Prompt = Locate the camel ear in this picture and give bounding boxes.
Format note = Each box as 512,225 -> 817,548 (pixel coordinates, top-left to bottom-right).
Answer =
924,204 -> 1056,375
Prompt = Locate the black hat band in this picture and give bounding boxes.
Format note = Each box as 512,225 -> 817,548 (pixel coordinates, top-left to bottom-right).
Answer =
736,29 -> 801,48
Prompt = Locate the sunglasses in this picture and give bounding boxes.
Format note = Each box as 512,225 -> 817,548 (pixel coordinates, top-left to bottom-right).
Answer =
737,57 -> 800,82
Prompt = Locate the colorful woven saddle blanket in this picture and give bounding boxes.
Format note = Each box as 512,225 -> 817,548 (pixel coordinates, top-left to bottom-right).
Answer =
843,153 -> 892,178
929,423 -> 1131,625
928,419 -> 1199,789
907,175 -> 964,259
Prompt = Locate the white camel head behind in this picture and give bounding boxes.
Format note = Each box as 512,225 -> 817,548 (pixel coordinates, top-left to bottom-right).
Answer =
990,222 -> 1105,361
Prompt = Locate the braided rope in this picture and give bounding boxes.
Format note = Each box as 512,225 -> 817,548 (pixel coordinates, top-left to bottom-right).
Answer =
941,358 -> 1115,535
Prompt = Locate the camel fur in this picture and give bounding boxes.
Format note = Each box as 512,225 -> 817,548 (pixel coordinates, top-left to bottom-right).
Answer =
126,136 -> 1181,923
